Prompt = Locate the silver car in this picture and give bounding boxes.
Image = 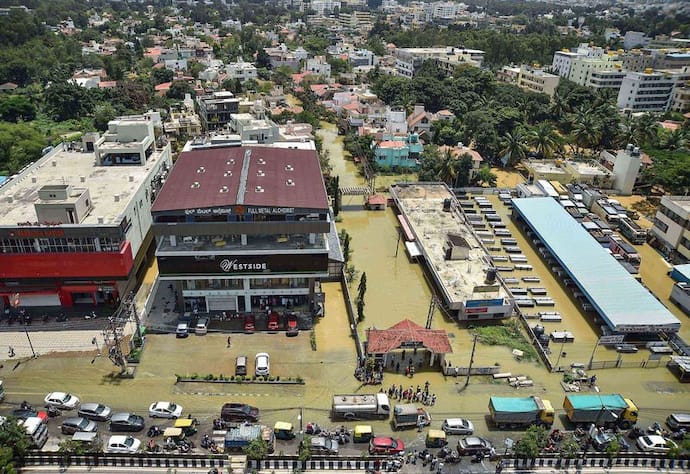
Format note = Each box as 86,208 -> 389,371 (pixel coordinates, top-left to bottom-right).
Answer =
78,403 -> 112,422
61,417 -> 97,435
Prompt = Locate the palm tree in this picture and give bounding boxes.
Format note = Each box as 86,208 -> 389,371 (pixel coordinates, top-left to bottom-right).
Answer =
499,130 -> 528,166
436,149 -> 459,187
570,108 -> 601,158
633,113 -> 660,147
549,91 -> 570,123
527,123 -> 563,159
617,115 -> 637,148
662,129 -> 687,151
472,166 -> 497,187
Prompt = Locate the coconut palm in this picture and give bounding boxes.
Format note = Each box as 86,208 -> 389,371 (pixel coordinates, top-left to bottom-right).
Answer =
549,91 -> 570,123
617,115 -> 637,148
633,113 -> 660,147
527,123 -> 563,159
662,129 -> 687,151
499,130 -> 528,167
436,149 -> 459,187
570,108 -> 602,158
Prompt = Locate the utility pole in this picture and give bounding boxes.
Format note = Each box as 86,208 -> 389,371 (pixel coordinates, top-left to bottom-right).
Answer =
464,335 -> 478,389
102,316 -> 128,374
394,229 -> 402,258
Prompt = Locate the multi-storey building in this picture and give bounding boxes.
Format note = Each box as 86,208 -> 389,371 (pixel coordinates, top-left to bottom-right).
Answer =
163,110 -> 202,137
197,91 -> 240,131
304,56 -> 331,78
616,68 -> 690,112
395,47 -> 484,78
151,146 -> 336,314
568,54 -> 623,87
497,65 -> 560,97
651,196 -> 690,263
338,11 -> 373,32
0,116 -> 171,309
586,70 -> 626,91
225,59 -> 258,83
310,0 -> 341,15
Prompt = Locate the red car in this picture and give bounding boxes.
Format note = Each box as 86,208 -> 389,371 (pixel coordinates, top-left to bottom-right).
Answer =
286,313 -> 299,337
244,314 -> 255,333
369,436 -> 405,455
267,312 -> 280,331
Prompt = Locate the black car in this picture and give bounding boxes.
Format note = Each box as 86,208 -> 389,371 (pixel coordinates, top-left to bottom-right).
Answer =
11,408 -> 38,420
220,403 -> 260,422
109,412 -> 145,432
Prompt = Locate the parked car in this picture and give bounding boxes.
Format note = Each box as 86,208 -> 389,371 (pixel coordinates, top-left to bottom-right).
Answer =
244,314 -> 256,332
310,436 -> 339,455
636,435 -> 677,453
45,392 -> 80,410
441,418 -> 474,435
61,417 -> 97,435
195,317 -> 209,335
220,403 -> 260,422
592,432 -> 631,452
368,436 -> 405,455
267,312 -> 280,331
255,352 -> 270,376
457,436 -> 493,456
148,401 -> 183,419
109,412 -> 145,432
175,323 -> 189,338
78,403 -> 112,422
235,355 -> 247,376
106,435 -> 141,453
286,314 -> 299,337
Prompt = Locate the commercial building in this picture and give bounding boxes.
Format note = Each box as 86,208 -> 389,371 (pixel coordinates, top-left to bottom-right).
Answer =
650,196 -> 690,263
512,197 -> 680,334
151,145 -> 337,314
338,11 -> 373,32
197,91 -> 240,131
390,183 -> 513,321
395,47 -> 484,78
616,68 -> 690,113
0,116 -> 172,309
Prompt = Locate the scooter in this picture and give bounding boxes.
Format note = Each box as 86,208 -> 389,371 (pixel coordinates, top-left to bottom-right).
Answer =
147,426 -> 163,437
42,313 -> 50,323
20,401 -> 33,411
84,311 -> 97,320
201,434 -> 212,449
471,452 -> 485,464
56,313 -> 68,322
46,405 -> 62,418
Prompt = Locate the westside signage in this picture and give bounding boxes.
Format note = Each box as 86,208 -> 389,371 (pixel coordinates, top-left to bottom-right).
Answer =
158,254 -> 328,275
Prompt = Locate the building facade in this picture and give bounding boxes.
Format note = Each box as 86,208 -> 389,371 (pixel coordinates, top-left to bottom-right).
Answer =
373,133 -> 423,168
197,91 -> 241,131
651,196 -> 690,263
498,65 -> 560,97
151,146 -> 335,314
0,116 -> 172,309
616,69 -> 689,112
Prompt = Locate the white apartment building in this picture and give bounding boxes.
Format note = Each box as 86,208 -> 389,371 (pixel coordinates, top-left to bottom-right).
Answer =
310,0 -> 341,15
226,59 -> 258,82
551,50 -> 581,79
423,1 -> 459,21
396,47 -> 484,77
568,54 -> 622,87
616,68 -> 690,112
587,70 -> 626,91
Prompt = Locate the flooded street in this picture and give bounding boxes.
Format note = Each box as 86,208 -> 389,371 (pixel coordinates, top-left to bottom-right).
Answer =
317,122 -> 362,188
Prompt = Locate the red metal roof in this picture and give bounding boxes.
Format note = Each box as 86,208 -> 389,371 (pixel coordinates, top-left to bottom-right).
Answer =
152,146 -> 329,213
366,319 -> 453,354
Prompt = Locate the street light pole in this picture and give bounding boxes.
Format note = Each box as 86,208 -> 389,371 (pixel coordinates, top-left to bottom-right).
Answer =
24,325 -> 36,358
298,407 -> 303,434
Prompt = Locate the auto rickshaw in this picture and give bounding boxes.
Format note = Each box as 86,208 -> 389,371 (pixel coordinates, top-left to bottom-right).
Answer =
273,421 -> 296,440
425,429 -> 448,448
174,417 -> 198,436
163,427 -> 186,445
352,425 -> 373,443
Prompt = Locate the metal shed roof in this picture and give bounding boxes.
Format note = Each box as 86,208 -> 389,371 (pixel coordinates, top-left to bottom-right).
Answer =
512,197 -> 680,333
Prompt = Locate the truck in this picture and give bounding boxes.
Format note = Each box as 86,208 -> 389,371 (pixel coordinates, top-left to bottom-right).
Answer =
392,404 -> 431,430
563,394 -> 638,429
488,396 -> 555,429
331,393 -> 391,420
224,424 -> 274,452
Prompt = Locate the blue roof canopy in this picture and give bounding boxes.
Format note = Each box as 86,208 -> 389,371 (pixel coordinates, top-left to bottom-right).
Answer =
512,197 -> 680,333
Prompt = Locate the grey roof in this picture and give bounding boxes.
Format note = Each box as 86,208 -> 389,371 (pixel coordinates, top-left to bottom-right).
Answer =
327,215 -> 344,263
512,197 -> 680,333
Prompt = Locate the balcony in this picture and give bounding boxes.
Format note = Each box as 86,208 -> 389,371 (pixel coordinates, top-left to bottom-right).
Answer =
156,233 -> 326,254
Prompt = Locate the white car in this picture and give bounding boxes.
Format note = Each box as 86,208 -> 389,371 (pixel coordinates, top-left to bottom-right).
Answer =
255,352 -> 270,376
148,401 -> 183,419
106,435 -> 141,453
636,435 -> 677,453
44,392 -> 80,410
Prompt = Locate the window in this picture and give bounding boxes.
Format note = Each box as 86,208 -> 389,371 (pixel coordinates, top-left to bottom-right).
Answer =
653,217 -> 669,233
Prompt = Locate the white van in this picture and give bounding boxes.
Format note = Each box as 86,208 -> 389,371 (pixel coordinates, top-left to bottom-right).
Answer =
22,417 -> 48,449
666,413 -> 690,431
195,317 -> 209,335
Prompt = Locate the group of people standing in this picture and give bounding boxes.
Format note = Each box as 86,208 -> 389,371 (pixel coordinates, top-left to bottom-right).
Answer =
386,380 -> 437,406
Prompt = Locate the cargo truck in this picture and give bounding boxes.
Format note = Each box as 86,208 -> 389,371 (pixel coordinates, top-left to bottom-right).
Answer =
392,404 -> 431,430
331,393 -> 391,420
488,396 -> 554,429
563,394 -> 638,429
224,424 -> 274,452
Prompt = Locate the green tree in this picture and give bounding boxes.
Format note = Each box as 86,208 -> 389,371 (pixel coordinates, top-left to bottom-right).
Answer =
559,435 -> 580,459
499,130 -> 528,166
0,417 -> 31,472
44,80 -> 92,121
633,113 -> 660,147
243,438 -> 269,460
339,229 -> 351,263
93,103 -> 117,131
527,122 -> 562,159
436,149 -> 459,187
513,425 -> 549,459
0,95 -> 36,122
473,166 -> 497,187
166,80 -> 194,100
570,107 -> 602,157
151,67 -> 174,85
0,122 -> 46,174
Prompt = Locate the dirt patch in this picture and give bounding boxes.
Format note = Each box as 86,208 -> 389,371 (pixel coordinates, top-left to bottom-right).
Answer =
492,168 -> 525,188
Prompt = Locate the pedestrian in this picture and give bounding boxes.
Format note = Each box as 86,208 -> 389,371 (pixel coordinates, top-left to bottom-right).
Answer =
431,394 -> 436,406
227,336 -> 232,348
8,346 -> 15,358
431,456 -> 438,470
436,461 -> 444,473
412,450 -> 418,465
424,380 -> 430,393
395,361 -> 400,373
417,418 -> 424,432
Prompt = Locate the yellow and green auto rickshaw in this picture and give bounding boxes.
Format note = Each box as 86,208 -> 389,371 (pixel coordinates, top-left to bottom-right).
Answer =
352,425 -> 373,443
273,421 -> 296,440
425,429 -> 448,448
174,418 -> 198,436
163,427 -> 186,445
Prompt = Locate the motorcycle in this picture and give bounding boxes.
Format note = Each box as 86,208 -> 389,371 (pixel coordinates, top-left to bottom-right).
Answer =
84,311 -> 97,320
56,313 -> 68,322
201,434 -> 212,449
212,418 -> 226,430
471,452 -> 485,464
146,439 -> 162,453
46,405 -> 61,417
305,422 -> 322,435
627,426 -> 644,440
446,451 -> 461,464
20,401 -> 33,410
147,426 -> 163,437
437,445 -> 451,459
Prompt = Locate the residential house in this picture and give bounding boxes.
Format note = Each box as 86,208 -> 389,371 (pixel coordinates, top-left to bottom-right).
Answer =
226,58 -> 258,82
196,91 -> 240,131
373,133 -> 423,169
305,56 -> 331,78
439,143 -> 483,181
406,104 -> 434,138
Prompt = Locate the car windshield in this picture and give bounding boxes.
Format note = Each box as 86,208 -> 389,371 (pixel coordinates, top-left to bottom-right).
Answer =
124,437 -> 135,447
61,394 -> 72,403
242,405 -> 251,414
167,403 -> 177,411
77,419 -> 90,429
127,415 -> 137,423
93,405 -> 105,414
